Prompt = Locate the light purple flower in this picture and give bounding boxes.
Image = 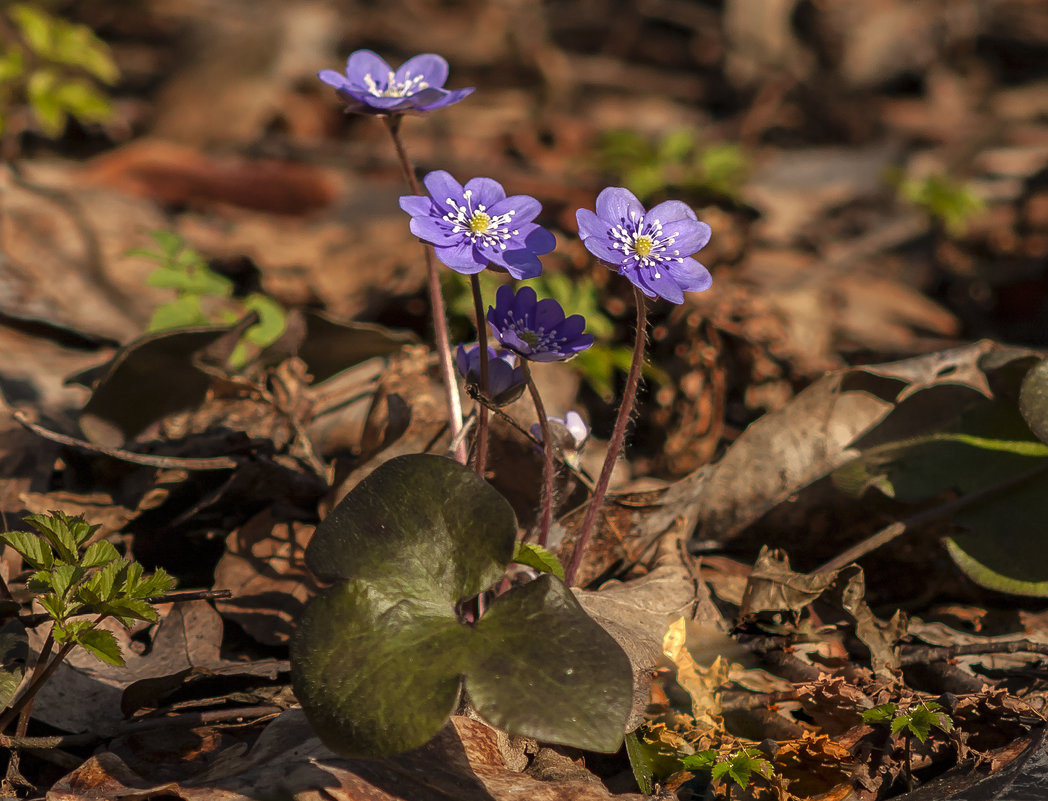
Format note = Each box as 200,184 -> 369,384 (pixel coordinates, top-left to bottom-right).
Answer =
530,411 -> 589,452
318,50 -> 474,115
455,343 -> 525,404
487,285 -> 593,362
576,187 -> 712,304
400,171 -> 556,279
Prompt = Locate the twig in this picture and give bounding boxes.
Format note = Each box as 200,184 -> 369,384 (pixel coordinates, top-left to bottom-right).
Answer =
522,362 -> 555,547
10,409 -> 238,470
816,462 -> 1048,574
898,639 -> 1048,668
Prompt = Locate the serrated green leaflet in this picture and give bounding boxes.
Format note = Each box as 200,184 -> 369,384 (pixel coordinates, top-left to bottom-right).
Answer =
512,541 -> 564,580
75,628 -> 124,667
292,454 -> 632,757
0,530 -> 53,569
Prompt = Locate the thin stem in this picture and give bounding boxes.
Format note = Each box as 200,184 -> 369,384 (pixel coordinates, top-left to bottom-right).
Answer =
565,286 -> 648,585
470,274 -> 491,475
382,116 -> 466,464
0,633 -> 77,732
522,362 -> 555,547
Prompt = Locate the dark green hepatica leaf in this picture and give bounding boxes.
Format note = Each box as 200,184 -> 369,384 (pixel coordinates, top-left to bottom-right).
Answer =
468,574 -> 632,752
1020,358 -> 1048,445
291,453 -> 632,757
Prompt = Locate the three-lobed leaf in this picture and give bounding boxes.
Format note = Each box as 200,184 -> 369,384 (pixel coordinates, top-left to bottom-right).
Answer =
292,454 -> 632,757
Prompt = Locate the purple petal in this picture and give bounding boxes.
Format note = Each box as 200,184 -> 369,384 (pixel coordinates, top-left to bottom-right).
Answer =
576,208 -> 608,241
415,86 -> 475,111
490,195 -> 541,224
423,171 -> 464,205
409,215 -> 459,246
455,344 -> 470,376
580,235 -> 624,266
433,240 -> 486,273
398,194 -> 434,217
512,286 -> 539,322
318,69 -> 350,89
345,50 -> 391,88
463,177 -> 506,208
496,251 -> 543,280
646,200 -> 698,224
359,95 -> 414,110
396,54 -> 449,89
665,257 -> 713,293
662,219 -> 711,256
595,187 -> 644,225
490,284 -> 515,324
556,314 -> 587,340
633,268 -> 684,304
533,298 -> 567,332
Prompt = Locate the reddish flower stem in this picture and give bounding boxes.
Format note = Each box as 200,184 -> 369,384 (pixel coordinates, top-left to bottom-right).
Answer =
383,117 -> 467,464
469,274 -> 491,475
564,286 -> 648,585
522,362 -> 555,547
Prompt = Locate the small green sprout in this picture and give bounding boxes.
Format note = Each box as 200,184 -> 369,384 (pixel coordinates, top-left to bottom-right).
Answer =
862,700 -> 954,744
0,512 -> 174,731
596,128 -> 749,202
682,747 -> 776,797
894,172 -> 985,236
0,3 -> 118,139
130,231 -> 287,369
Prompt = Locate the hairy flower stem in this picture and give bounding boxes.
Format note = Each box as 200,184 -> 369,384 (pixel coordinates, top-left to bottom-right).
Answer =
565,286 -> 648,585
522,362 -> 555,547
383,117 -> 466,464
469,274 -> 491,475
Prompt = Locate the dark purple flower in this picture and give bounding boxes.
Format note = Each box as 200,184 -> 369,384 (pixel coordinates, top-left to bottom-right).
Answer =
400,171 -> 556,279
455,343 -> 525,404
576,187 -> 712,304
318,50 -> 474,115
486,285 -> 593,362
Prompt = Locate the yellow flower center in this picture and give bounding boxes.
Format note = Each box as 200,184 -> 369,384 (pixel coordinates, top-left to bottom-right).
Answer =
633,235 -> 654,258
468,212 -> 492,235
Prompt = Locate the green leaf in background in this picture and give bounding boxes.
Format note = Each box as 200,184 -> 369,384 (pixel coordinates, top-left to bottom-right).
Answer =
0,529 -> 54,569
512,541 -> 565,581
26,67 -> 65,136
0,46 -> 24,82
860,703 -> 897,725
148,294 -> 208,332
8,4 -> 52,57
292,454 -> 632,757
242,293 -> 287,347
53,79 -> 111,123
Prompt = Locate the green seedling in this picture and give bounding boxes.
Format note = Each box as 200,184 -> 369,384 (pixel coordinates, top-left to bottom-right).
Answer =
682,747 -> 776,798
130,231 -> 287,369
893,171 -> 985,236
0,2 -> 118,140
862,701 -> 954,788
596,128 -> 749,202
0,512 -> 174,731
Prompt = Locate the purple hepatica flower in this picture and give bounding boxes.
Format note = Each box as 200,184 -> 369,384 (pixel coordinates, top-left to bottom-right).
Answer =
318,50 -> 474,115
400,171 -> 556,279
487,285 -> 593,362
455,343 -> 526,405
576,187 -> 712,304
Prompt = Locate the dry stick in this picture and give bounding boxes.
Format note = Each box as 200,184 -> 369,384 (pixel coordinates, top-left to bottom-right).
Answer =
383,116 -> 466,464
816,462 -> 1048,575
522,362 -> 555,547
898,638 -> 1048,668
470,274 -> 491,475
565,286 -> 648,585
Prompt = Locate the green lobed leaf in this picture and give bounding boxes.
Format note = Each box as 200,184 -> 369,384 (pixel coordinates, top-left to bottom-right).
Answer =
24,512 -> 88,563
0,46 -> 24,82
680,750 -> 718,771
891,715 -> 911,736
467,575 -> 632,752
304,454 -> 515,600
49,563 -> 84,597
711,762 -> 731,782
75,627 -> 124,666
133,567 -> 175,600
50,20 -> 118,83
0,530 -> 54,569
292,454 -> 633,757
25,67 -> 65,136
53,79 -> 111,124
149,295 -> 208,332
512,541 -> 565,581
242,294 -> 287,347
